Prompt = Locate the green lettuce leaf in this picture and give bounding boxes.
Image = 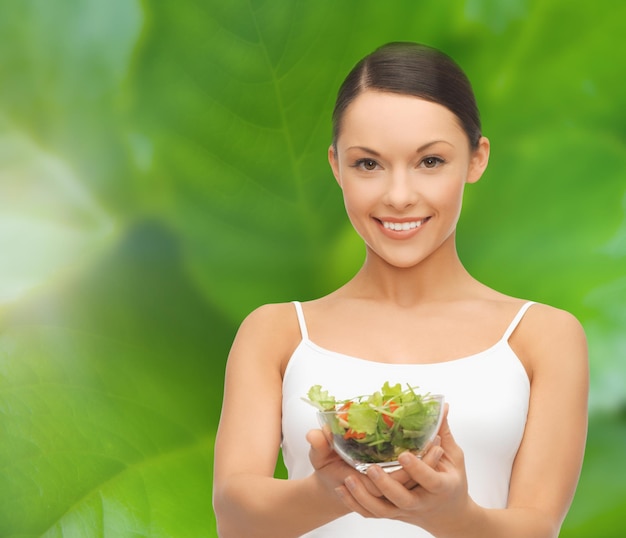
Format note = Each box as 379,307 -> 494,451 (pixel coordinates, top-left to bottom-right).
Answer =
306,385 -> 337,411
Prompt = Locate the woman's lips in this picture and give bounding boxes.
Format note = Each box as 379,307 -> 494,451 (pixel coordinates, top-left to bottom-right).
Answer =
375,217 -> 431,237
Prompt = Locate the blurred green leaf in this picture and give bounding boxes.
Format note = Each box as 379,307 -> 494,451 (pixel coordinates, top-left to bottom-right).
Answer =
0,0 -> 143,207
0,126 -> 115,303
0,222 -> 232,536
561,411 -> 626,537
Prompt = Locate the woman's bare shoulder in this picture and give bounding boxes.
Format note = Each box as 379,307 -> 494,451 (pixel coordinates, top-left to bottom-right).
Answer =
523,302 -> 586,341
231,302 -> 302,371
481,288 -> 585,340
240,301 -> 299,327
511,301 -> 588,378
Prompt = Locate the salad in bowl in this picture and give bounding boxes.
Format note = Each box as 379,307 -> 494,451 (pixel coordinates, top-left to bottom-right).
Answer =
304,382 -> 444,473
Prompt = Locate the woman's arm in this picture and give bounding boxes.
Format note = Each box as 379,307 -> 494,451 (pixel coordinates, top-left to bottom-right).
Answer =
335,304 -> 589,538
212,303 -> 356,538
497,305 -> 589,535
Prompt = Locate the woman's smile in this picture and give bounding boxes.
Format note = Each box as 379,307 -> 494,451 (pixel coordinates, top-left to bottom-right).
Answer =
376,217 -> 431,238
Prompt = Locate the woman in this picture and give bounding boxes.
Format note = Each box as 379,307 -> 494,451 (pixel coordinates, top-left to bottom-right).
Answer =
212,42 -> 588,537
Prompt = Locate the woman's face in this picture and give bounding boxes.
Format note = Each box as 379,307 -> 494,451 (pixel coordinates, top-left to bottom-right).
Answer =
329,90 -> 490,270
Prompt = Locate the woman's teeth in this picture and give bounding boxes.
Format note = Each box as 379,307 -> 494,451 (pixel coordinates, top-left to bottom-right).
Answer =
382,219 -> 425,231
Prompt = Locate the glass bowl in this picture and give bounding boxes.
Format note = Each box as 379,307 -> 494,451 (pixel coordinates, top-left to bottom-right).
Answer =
317,393 -> 444,473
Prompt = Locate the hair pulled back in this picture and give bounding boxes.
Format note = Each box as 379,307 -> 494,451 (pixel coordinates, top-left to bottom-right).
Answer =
332,42 -> 482,149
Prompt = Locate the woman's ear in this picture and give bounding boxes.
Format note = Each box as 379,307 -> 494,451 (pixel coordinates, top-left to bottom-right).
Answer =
328,144 -> 342,187
466,136 -> 490,184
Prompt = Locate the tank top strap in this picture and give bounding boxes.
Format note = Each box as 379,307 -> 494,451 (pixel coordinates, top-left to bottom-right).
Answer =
501,301 -> 536,342
292,301 -> 309,340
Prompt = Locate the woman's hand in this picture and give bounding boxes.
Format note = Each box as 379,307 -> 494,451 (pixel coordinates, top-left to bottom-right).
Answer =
307,424 -> 441,499
307,427 -> 385,499
333,407 -> 475,534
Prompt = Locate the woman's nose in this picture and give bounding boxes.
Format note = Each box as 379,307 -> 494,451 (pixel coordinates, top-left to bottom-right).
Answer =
384,170 -> 418,209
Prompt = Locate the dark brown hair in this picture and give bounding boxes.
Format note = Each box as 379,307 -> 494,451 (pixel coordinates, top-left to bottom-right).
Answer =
332,42 -> 482,149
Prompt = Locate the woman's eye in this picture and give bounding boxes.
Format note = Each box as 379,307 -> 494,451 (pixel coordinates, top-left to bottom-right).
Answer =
354,158 -> 378,171
421,156 -> 444,169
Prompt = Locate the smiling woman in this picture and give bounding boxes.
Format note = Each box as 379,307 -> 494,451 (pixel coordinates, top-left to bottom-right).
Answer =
212,42 -> 588,538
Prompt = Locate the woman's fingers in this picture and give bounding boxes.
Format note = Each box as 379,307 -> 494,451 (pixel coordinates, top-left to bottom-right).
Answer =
421,435 -> 443,469
335,484 -> 376,518
337,474 -> 400,518
334,436 -> 447,514
395,451 -> 445,494
307,429 -> 386,498
306,428 -> 335,469
387,440 -> 444,491
353,448 -> 446,513
437,405 -> 463,462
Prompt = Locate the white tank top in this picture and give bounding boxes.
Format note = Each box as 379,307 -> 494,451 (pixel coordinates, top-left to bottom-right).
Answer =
281,301 -> 534,537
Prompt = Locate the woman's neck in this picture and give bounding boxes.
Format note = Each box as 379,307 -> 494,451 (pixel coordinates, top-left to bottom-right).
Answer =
346,242 -> 479,307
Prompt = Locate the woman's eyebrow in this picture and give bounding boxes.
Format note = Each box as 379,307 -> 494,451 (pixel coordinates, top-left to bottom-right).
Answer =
415,140 -> 454,152
346,146 -> 381,155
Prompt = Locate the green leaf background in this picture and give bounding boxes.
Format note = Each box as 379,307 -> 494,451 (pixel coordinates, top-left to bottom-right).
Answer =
1,0 -> 624,536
